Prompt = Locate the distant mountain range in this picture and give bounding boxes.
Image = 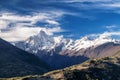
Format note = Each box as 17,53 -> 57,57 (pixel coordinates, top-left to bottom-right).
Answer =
15,30 -> 120,69
0,38 -> 50,78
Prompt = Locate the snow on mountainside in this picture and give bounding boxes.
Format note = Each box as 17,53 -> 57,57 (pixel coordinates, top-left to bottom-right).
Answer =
16,31 -> 66,53
14,30 -> 120,69
15,30 -> 119,53
66,35 -> 117,51
25,30 -> 55,52
15,30 -> 73,53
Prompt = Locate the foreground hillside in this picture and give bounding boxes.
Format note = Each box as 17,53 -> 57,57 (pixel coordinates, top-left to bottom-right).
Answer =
3,51 -> 120,80
0,38 -> 49,78
44,51 -> 120,80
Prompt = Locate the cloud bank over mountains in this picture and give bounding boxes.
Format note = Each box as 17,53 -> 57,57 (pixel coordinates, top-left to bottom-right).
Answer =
0,11 -> 67,41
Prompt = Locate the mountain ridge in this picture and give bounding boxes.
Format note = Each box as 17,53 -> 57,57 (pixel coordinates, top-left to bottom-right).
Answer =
14,30 -> 120,69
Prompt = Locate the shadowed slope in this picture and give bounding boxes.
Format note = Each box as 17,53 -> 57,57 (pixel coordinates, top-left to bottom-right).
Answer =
0,38 -> 50,78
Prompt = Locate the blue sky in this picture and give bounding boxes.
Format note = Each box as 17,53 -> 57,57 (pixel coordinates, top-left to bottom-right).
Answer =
0,0 -> 120,41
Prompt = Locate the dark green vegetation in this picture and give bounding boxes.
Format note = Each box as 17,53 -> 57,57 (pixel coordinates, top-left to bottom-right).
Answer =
0,38 -> 50,78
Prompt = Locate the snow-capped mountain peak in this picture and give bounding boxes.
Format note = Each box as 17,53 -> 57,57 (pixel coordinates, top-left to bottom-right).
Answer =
38,30 -> 49,38
64,35 -> 117,51
23,30 -> 56,52
15,31 -> 120,54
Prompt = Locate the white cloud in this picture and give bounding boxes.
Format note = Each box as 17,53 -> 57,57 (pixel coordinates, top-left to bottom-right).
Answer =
62,0 -> 120,14
87,31 -> 120,39
0,20 -> 9,29
60,0 -> 112,3
0,26 -> 63,42
46,20 -> 59,25
45,27 -> 64,34
86,25 -> 120,39
104,25 -> 119,32
0,26 -> 41,41
0,10 -> 69,42
102,3 -> 120,8
105,25 -> 117,29
104,31 -> 120,36
0,12 -> 60,26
